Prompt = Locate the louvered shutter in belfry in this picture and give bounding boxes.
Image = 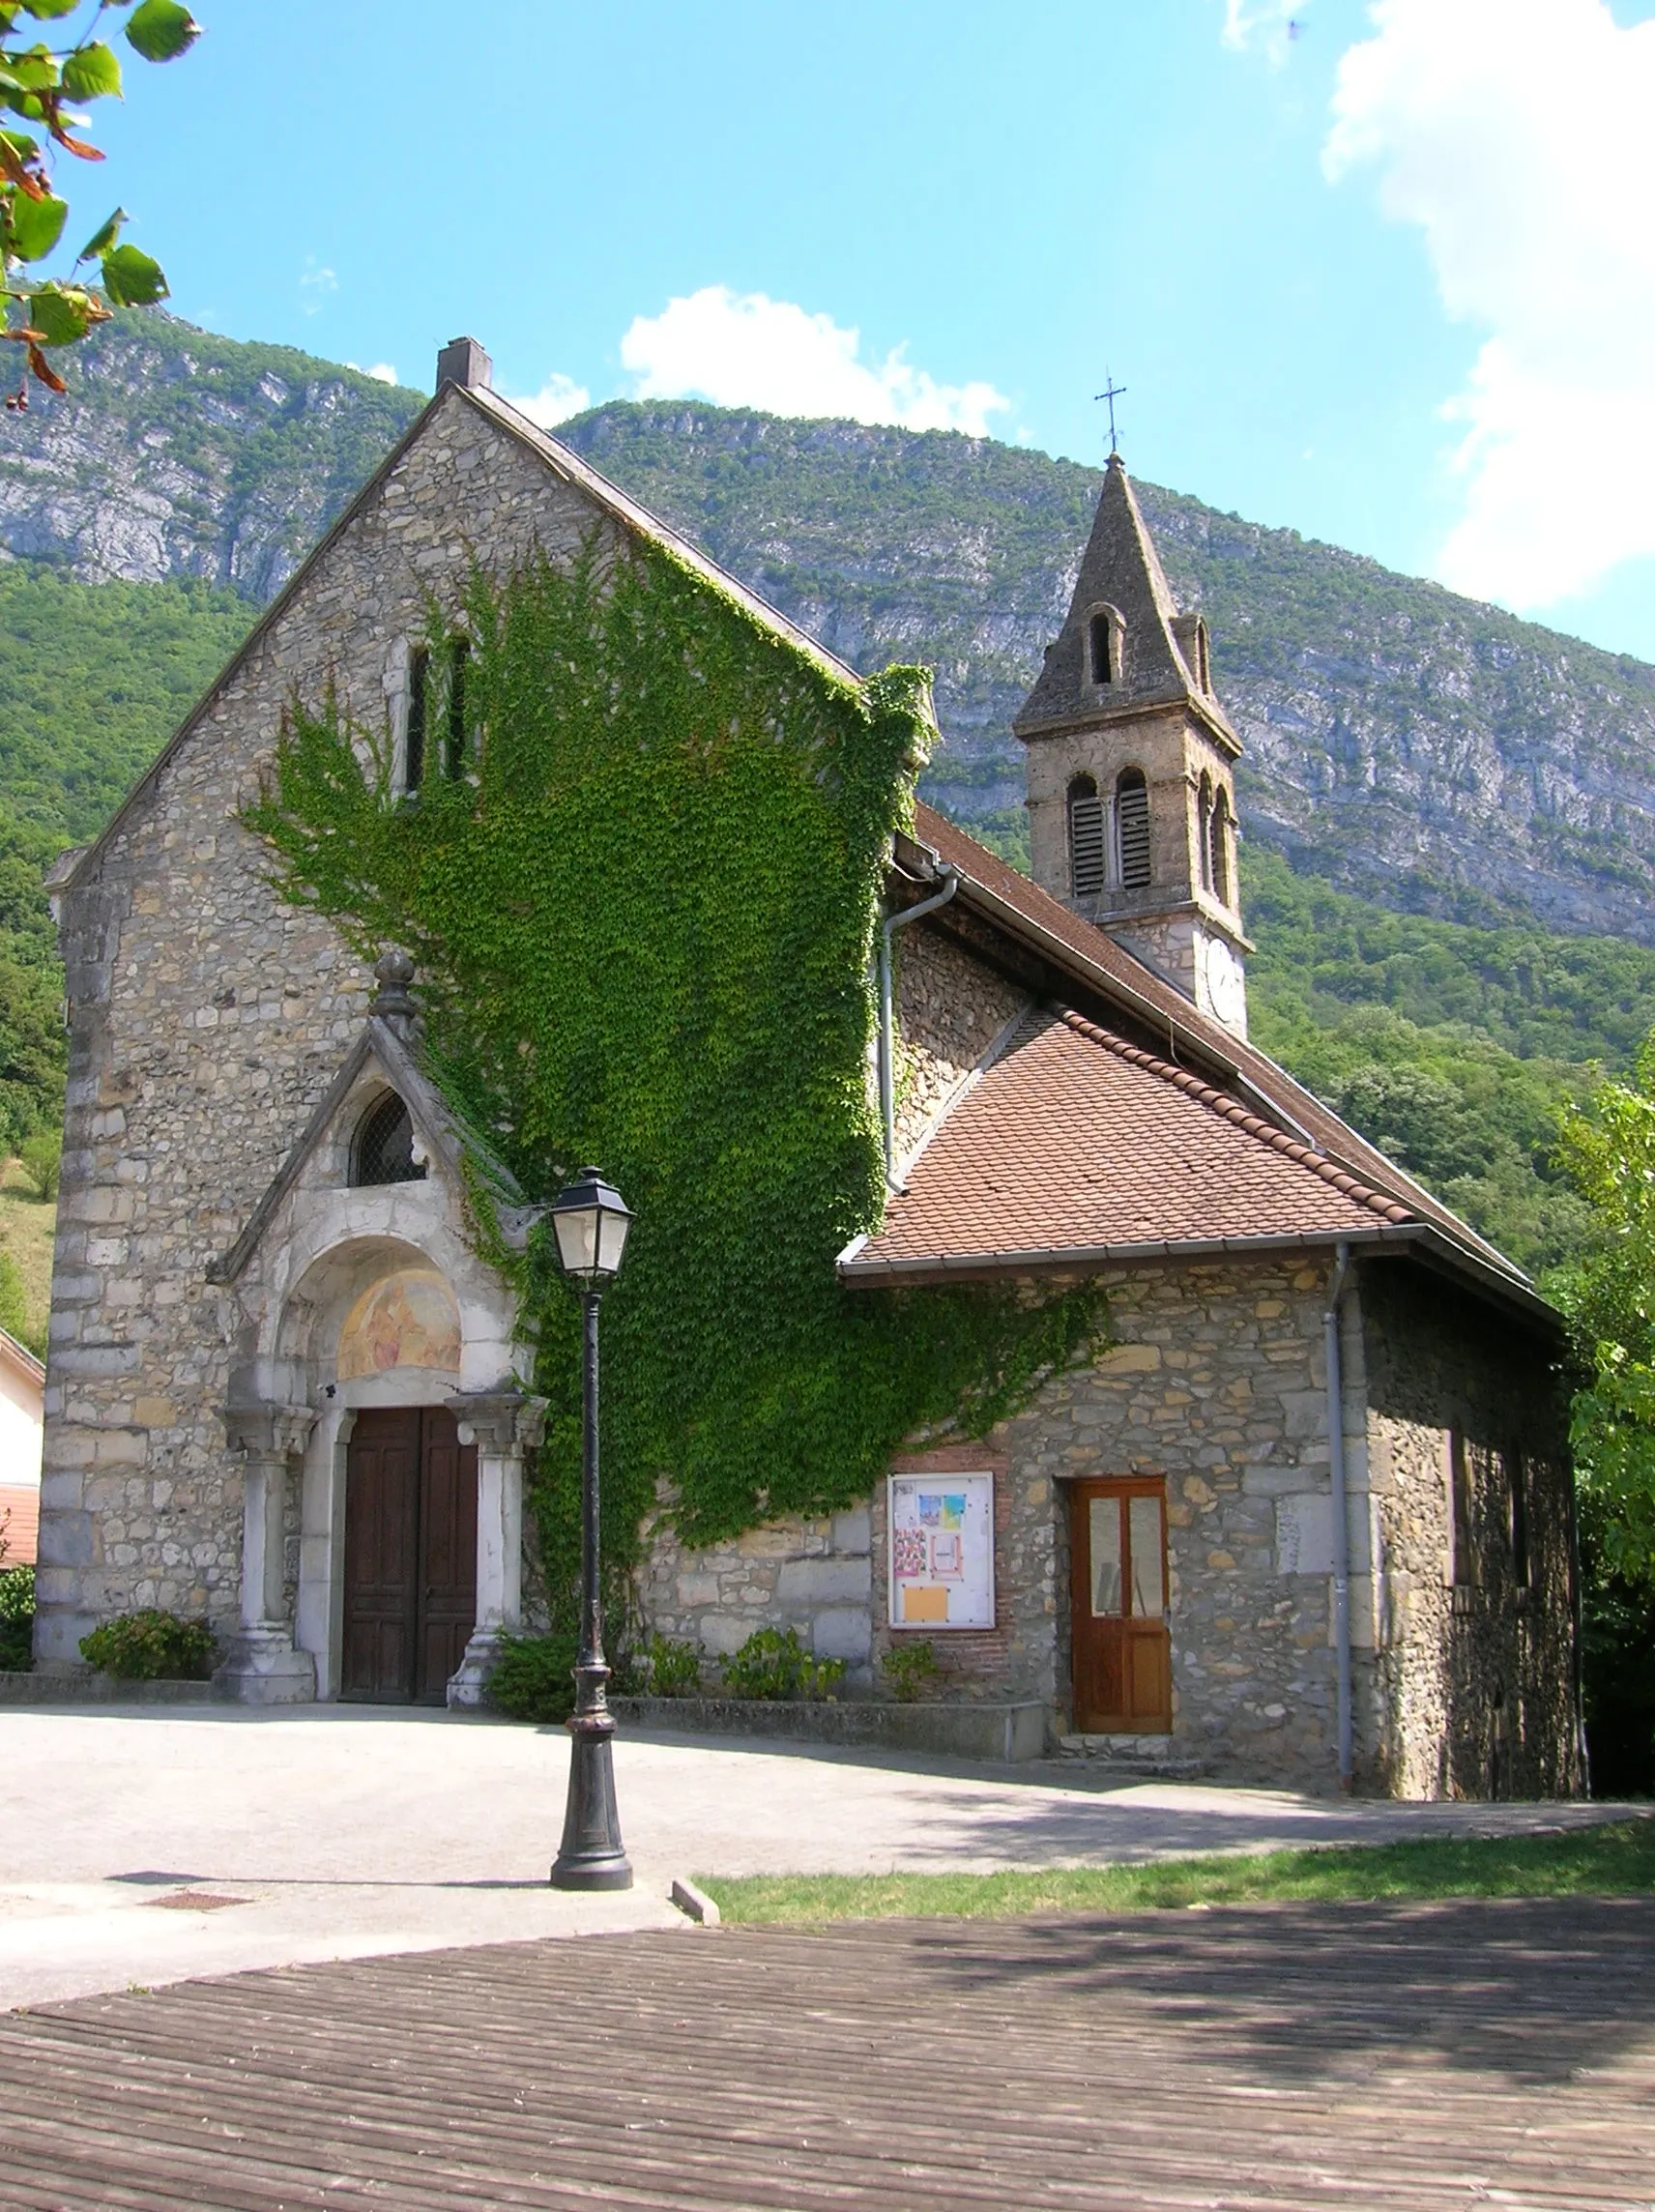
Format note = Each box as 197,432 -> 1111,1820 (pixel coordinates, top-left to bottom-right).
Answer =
1069,787 -> 1107,896
1117,773 -> 1151,888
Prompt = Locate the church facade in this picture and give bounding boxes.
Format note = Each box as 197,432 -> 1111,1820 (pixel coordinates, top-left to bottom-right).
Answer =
34,340 -> 1582,1797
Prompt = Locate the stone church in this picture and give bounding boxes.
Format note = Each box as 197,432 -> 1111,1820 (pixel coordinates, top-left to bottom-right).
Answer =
35,338 -> 1582,1797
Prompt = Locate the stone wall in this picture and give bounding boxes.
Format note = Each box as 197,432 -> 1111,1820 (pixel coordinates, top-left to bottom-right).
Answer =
1359,1261 -> 1580,1800
37,388 -> 626,1664
631,1251 -> 1579,1795
889,921 -> 1027,1169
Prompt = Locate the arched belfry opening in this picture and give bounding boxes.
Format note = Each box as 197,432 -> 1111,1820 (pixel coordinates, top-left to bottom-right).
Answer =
1068,774 -> 1107,897
1115,768 -> 1151,890
351,1092 -> 427,1188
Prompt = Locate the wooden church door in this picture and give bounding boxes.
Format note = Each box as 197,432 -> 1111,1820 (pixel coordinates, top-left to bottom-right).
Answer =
1069,1477 -> 1172,1733
342,1407 -> 478,1703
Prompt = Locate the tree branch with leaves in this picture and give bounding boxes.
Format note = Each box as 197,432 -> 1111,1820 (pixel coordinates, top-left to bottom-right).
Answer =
1,0 -> 198,410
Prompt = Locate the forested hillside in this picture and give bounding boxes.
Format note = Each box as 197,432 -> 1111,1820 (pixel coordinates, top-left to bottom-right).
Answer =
4,315 -> 1655,1275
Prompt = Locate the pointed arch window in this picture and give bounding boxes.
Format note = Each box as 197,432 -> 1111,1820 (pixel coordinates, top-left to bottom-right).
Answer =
351,1091 -> 428,1187
1068,774 -> 1107,897
1209,789 -> 1232,906
1197,775 -> 1215,894
404,646 -> 430,793
1115,768 -> 1151,889
444,636 -> 472,778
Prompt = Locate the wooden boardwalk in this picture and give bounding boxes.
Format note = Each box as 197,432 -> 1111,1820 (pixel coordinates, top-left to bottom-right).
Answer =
1,1897 -> 1652,2209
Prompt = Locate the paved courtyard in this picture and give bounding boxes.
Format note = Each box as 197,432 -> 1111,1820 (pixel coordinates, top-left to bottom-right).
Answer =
0,1704 -> 1638,2008
2,1898 -> 1652,2209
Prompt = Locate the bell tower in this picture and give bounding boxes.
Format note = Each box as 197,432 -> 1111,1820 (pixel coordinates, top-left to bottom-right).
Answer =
1015,454 -> 1251,1037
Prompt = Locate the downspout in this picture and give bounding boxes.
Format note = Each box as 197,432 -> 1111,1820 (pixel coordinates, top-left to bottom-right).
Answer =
878,865 -> 960,1186
1324,1238 -> 1354,1791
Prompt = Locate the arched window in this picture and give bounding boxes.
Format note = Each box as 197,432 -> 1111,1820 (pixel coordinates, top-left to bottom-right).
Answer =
1116,768 -> 1151,889
444,636 -> 472,779
1089,612 -> 1114,686
404,645 -> 430,793
1068,773 -> 1107,897
351,1092 -> 428,1187
1209,790 -> 1232,907
1197,775 -> 1215,894
1195,619 -> 1211,694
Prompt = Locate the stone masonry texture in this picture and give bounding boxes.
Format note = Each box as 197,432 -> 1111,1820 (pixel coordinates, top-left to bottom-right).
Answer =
38,390 -> 625,1664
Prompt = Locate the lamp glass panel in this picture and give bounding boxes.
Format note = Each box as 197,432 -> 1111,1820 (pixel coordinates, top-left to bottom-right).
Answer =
596,1208 -> 630,1275
553,1206 -> 599,1276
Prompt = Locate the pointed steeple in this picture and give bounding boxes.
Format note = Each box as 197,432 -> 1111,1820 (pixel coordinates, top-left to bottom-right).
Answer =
1015,455 -> 1235,748
1015,454 -> 1251,1038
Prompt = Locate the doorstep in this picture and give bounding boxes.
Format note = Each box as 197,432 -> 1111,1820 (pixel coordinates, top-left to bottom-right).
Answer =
1056,1732 -> 1206,1778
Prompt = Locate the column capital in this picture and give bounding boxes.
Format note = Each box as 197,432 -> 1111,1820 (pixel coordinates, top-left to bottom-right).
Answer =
446,1390 -> 546,1454
222,1402 -> 316,1462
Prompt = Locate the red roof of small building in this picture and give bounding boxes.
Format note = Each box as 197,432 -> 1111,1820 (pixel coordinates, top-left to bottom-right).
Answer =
845,806 -> 1549,1324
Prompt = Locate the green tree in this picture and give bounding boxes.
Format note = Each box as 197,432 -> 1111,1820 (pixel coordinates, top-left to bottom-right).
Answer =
1553,1038 -> 1655,1579
2,0 -> 198,409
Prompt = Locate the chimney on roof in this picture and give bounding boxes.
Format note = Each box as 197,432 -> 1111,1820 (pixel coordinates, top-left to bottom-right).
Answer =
435,335 -> 491,393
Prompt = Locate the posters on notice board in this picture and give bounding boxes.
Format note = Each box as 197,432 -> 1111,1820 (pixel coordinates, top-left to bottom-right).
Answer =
888,1472 -> 994,1629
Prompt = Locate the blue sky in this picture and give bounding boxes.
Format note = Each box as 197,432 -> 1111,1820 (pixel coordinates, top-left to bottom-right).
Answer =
80,0 -> 1655,658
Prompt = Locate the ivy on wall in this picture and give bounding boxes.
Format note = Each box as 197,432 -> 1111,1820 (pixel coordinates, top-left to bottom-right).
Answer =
247,538 -> 1107,1608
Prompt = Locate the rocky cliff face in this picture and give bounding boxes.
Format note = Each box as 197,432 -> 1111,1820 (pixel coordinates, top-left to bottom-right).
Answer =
5,318 -> 1654,945
0,312 -> 421,601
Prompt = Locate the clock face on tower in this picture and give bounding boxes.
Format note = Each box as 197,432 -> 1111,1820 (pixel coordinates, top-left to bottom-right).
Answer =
1202,935 -> 1246,1033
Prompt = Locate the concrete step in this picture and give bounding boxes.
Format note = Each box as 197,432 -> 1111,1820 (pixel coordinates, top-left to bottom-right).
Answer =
1056,1732 -> 1206,1779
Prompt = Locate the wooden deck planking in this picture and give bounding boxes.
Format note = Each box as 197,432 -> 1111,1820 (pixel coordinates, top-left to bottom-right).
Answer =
0,1898 -> 1651,2209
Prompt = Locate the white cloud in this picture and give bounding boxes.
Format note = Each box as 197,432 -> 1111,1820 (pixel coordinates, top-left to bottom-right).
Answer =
1323,0 -> 1655,611
1219,0 -> 1311,62
299,260 -> 337,316
348,361 -> 398,386
619,285 -> 1010,437
503,373 -> 592,428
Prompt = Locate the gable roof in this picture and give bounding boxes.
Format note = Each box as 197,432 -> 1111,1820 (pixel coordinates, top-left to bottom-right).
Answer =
206,1014 -> 537,1286
1013,454 -> 1237,752
58,381 -> 876,900
857,802 -> 1553,1328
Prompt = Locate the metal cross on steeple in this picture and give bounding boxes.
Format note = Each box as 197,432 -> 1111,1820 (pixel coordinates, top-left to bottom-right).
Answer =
1094,375 -> 1127,458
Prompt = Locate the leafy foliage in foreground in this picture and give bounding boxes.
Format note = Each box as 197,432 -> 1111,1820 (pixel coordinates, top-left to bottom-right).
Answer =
78,1607 -> 215,1679
698,1821 -> 1655,1923
247,540 -> 1107,1610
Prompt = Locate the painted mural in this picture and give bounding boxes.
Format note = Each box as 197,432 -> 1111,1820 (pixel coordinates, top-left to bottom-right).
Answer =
336,1267 -> 462,1380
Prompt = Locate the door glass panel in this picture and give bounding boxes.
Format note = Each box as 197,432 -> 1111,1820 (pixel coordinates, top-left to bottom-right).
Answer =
1129,1495 -> 1164,1616
1089,1496 -> 1122,1615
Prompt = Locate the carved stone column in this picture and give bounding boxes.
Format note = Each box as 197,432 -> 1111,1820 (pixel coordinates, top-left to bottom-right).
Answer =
445,1390 -> 546,1707
214,1403 -> 318,1704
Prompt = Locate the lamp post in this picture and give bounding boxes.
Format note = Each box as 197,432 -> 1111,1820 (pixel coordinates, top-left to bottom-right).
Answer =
548,1167 -> 635,1891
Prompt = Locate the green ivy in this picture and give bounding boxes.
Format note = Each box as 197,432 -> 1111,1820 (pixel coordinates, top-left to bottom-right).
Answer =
247,538 -> 1107,1615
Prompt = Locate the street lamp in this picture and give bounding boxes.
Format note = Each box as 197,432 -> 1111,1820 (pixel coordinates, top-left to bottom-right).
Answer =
547,1166 -> 635,1891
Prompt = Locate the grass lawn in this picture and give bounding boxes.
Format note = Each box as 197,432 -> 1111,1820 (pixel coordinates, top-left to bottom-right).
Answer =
0,1156 -> 53,1351
698,1818 -> 1655,1924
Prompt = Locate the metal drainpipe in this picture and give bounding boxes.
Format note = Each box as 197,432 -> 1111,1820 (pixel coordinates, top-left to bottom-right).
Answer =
878,866 -> 960,1186
1324,1239 -> 1354,1790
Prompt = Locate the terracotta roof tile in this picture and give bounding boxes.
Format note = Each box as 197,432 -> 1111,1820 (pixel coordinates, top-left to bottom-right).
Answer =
850,1007 -> 1414,1272
908,801 -> 1524,1284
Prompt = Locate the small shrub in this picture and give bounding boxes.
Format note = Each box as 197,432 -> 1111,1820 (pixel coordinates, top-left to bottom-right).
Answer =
79,1609 -> 217,1681
641,1632 -> 701,1697
0,1557 -> 34,1673
883,1639 -> 942,1703
722,1626 -> 845,1703
18,1130 -> 60,1204
487,1630 -> 578,1723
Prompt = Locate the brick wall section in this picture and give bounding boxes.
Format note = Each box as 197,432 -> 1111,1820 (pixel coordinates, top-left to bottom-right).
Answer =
37,390 -> 626,1663
1359,1263 -> 1580,1799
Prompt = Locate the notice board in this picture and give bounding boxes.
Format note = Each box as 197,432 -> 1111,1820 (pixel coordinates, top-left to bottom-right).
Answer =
887,1471 -> 995,1630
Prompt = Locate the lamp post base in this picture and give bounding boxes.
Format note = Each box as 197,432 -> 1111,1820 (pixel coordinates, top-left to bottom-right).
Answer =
550,1719 -> 633,1891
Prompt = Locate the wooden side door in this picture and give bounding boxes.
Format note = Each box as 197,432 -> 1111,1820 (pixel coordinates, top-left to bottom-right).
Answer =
341,1407 -> 421,1702
1069,1477 -> 1172,1733
416,1407 -> 478,1703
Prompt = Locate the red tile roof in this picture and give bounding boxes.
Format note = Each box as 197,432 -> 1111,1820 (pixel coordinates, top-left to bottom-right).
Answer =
847,1008 -> 1412,1273
903,802 -> 1525,1287
0,1484 -> 38,1567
